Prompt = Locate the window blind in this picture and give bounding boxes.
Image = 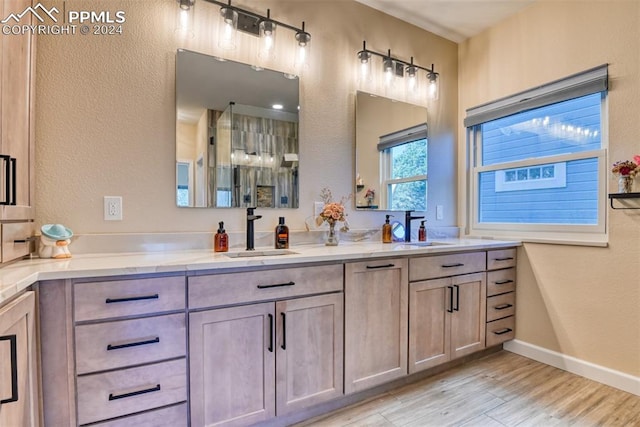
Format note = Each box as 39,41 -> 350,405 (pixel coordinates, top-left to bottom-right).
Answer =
377,123 -> 427,151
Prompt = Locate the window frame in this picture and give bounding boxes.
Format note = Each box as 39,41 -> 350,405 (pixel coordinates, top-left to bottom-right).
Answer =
465,71 -> 609,244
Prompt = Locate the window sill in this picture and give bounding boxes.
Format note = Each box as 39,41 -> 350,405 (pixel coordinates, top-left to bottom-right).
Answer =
465,232 -> 608,248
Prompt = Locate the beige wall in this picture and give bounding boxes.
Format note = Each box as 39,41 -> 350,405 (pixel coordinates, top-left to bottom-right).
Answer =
459,1 -> 640,376
35,0 -> 458,234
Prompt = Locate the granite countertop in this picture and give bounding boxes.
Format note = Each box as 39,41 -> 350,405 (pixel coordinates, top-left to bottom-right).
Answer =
0,238 -> 520,305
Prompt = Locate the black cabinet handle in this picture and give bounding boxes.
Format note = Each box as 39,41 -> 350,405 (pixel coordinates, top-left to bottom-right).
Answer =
108,384 -> 161,401
105,294 -> 159,304
0,334 -> 18,404
281,312 -> 287,350
0,155 -> 10,206
366,264 -> 395,269
442,263 -> 464,268
268,314 -> 274,353
494,328 -> 513,335
9,157 -> 16,205
454,285 -> 460,311
494,280 -> 514,285
494,304 -> 513,310
447,286 -> 454,313
106,336 -> 160,351
257,281 -> 295,289
493,257 -> 514,261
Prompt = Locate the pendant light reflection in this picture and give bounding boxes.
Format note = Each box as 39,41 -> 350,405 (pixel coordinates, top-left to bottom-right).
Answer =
218,2 -> 238,50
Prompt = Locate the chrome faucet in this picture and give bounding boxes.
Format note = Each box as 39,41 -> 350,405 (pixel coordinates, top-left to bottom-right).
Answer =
405,210 -> 425,242
246,207 -> 262,250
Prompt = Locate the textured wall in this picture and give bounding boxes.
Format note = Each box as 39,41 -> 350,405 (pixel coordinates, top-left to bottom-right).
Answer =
35,0 -> 458,234
459,1 -> 640,376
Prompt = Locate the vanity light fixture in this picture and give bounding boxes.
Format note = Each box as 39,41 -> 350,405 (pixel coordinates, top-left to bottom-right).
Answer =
175,0 -> 196,38
194,0 -> 311,68
357,41 -> 440,100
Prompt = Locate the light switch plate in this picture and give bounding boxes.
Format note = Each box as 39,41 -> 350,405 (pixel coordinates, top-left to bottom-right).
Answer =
104,196 -> 123,221
436,205 -> 444,220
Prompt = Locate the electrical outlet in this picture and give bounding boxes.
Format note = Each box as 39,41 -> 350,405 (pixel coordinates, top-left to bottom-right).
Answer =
314,201 -> 324,217
436,205 -> 444,220
104,196 -> 123,221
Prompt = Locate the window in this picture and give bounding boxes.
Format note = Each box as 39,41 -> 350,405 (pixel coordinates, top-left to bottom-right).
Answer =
379,124 -> 427,210
466,65 -> 608,243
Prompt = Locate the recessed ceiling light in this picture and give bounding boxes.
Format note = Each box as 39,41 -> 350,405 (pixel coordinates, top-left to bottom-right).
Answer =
272,104 -> 283,110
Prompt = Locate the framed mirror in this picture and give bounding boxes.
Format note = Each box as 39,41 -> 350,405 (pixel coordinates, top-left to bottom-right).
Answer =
355,91 -> 428,211
176,49 -> 300,208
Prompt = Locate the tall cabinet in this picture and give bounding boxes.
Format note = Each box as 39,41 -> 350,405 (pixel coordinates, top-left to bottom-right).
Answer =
0,0 -> 36,263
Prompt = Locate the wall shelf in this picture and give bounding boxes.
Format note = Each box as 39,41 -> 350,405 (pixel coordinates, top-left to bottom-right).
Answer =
608,192 -> 640,209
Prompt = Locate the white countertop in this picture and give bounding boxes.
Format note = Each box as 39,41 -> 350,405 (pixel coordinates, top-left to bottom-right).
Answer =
0,238 -> 519,305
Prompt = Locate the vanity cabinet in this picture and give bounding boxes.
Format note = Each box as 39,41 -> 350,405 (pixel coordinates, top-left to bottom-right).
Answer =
486,249 -> 517,347
408,252 -> 486,373
40,275 -> 188,426
344,259 -> 408,394
188,264 -> 343,426
0,291 -> 38,427
0,0 -> 36,262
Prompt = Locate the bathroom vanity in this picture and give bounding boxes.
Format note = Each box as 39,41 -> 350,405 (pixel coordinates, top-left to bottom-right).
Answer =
0,239 -> 518,426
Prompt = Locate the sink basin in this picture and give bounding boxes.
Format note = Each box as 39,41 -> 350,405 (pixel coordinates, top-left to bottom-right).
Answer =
224,249 -> 299,258
394,241 -> 454,248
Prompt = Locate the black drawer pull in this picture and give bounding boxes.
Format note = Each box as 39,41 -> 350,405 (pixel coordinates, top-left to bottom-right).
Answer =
13,236 -> 37,244
257,281 -> 295,289
268,314 -> 274,353
0,334 -> 18,404
1,155 -> 10,206
493,328 -> 513,335
105,294 -> 159,304
366,263 -> 395,269
447,286 -> 454,313
494,280 -> 514,285
442,263 -> 464,268
9,157 -> 16,205
281,312 -> 287,350
108,384 -> 161,401
494,304 -> 513,310
107,336 -> 160,351
493,257 -> 514,261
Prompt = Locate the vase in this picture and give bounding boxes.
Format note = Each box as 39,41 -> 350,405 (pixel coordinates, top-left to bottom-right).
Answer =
618,174 -> 634,193
325,221 -> 339,246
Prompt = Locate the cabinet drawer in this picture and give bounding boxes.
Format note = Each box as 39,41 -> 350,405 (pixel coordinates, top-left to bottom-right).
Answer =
74,276 -> 185,322
486,293 -> 515,322
91,402 -> 187,427
75,313 -> 186,375
487,268 -> 516,296
189,264 -> 343,309
409,252 -> 486,281
1,222 -> 32,263
486,316 -> 515,347
76,359 -> 187,425
487,248 -> 516,270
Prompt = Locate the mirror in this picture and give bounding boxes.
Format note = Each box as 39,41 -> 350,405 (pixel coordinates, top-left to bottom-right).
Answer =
355,91 -> 428,211
176,49 -> 300,208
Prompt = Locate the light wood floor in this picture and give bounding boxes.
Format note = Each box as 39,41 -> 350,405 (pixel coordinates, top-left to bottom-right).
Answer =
297,351 -> 640,427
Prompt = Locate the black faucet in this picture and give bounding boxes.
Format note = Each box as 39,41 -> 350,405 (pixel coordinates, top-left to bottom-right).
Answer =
246,207 -> 262,250
405,210 -> 425,242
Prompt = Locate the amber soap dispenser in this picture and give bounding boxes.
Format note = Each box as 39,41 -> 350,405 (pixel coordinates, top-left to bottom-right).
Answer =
382,214 -> 393,243
275,217 -> 289,249
214,221 -> 229,252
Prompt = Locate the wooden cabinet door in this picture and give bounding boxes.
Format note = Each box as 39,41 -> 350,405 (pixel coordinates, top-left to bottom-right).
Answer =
0,291 -> 38,427
409,278 -> 451,373
450,273 -> 486,359
344,259 -> 408,394
1,0 -> 34,214
189,303 -> 275,427
276,293 -> 343,415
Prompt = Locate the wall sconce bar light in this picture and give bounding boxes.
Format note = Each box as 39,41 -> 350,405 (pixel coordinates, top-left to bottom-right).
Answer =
358,41 -> 439,100
177,0 -> 311,67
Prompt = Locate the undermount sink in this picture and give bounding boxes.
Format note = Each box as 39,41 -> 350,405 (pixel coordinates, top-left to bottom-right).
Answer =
394,241 -> 454,248
224,249 -> 299,258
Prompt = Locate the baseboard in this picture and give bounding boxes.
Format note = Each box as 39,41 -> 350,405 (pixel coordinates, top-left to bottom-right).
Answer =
504,340 -> 640,396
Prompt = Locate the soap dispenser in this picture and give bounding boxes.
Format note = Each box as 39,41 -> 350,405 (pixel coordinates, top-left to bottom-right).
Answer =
214,221 -> 229,252
275,217 -> 289,249
382,214 -> 394,243
418,220 -> 427,242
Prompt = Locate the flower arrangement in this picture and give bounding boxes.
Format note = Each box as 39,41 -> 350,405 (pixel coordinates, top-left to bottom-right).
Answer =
316,187 -> 351,231
365,188 -> 375,206
612,155 -> 640,178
